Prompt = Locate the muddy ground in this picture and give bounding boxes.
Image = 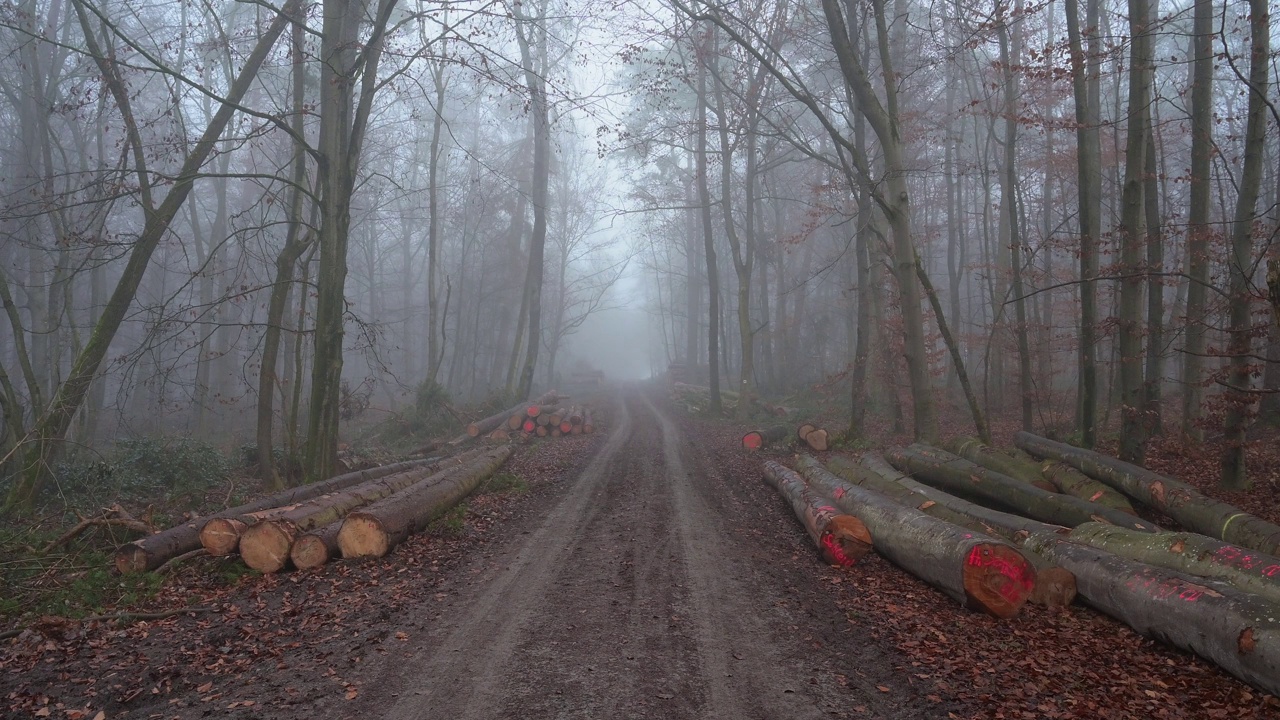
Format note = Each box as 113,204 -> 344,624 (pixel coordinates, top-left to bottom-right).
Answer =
2,385 -> 1277,719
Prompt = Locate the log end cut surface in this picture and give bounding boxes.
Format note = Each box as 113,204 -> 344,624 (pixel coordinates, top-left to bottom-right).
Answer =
290,534 -> 331,570
239,521 -> 294,574
337,514 -> 391,559
961,543 -> 1036,619
820,515 -> 873,567
199,518 -> 246,556
742,431 -> 764,450
114,544 -> 149,574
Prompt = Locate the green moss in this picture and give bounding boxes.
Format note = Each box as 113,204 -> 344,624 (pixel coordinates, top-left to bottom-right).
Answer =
484,473 -> 527,494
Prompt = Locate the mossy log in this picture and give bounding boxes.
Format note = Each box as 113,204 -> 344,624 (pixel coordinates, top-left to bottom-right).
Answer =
115,458 -> 439,573
1025,533 -> 1280,696
812,455 -> 1075,608
1040,460 -> 1138,515
1015,431 -> 1280,555
761,461 -> 871,567
944,437 -> 1059,493
338,446 -> 513,558
887,444 -> 1157,532
1068,522 -> 1280,606
239,449 -> 489,573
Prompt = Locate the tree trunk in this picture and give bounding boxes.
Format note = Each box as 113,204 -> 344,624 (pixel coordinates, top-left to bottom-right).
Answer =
1040,460 -> 1137,515
943,437 -> 1058,493
467,390 -> 558,437
761,461 -> 871,567
1015,431 -> 1280,554
887,444 -> 1157,531
199,504 -> 302,556
1065,0 -> 1100,447
1180,0 -> 1214,439
791,456 -> 1035,618
338,446 -> 512,558
1024,533 -> 1280,696
742,425 -> 788,450
115,458 -> 434,573
290,520 -> 343,570
1220,0 -> 1270,490
240,448 -> 489,573
1116,0 -> 1153,463
805,455 -> 1075,608
695,29 -> 722,414
1068,522 -> 1280,606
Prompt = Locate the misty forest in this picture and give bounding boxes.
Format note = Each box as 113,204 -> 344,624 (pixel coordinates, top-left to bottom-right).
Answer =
3,0 -> 1280,717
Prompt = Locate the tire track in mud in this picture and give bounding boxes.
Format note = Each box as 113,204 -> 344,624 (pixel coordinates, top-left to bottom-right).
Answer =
359,387 -> 921,719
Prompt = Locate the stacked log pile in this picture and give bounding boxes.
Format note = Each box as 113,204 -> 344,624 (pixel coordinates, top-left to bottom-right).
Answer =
741,422 -> 831,451
117,447 -> 511,575
760,433 -> 1280,695
671,382 -> 794,417
491,402 -> 596,441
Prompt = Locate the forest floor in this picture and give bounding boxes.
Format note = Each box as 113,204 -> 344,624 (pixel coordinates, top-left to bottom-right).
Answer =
3,385 -> 1279,719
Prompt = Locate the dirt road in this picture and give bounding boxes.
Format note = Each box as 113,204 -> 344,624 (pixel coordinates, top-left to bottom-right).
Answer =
340,388 -> 933,719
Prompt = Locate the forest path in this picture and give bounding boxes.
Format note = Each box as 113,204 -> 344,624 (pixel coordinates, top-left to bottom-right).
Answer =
353,386 -> 924,720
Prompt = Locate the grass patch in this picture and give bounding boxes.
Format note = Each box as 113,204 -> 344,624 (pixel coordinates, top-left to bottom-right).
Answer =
428,503 -> 468,537
484,472 -> 527,495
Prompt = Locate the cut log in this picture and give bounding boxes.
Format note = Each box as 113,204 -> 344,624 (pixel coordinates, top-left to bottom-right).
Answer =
803,428 -> 829,452
886,444 -> 1157,533
199,504 -> 300,556
1067,522 -> 1280,606
238,449 -> 489,573
466,390 -> 558,437
570,425 -> 581,435
743,425 -> 789,450
582,409 -> 594,433
487,428 -> 510,441
507,413 -> 525,430
115,458 -> 440,573
811,455 -> 1076,608
289,521 -> 342,570
338,446 -> 513,558
559,420 -> 572,434
761,461 -> 871,567
789,457 -> 1035,618
1015,431 -> 1280,556
944,437 -> 1059,493
797,423 -> 816,442
523,419 -> 536,433
1024,533 -> 1280,696
1040,459 -> 1138,515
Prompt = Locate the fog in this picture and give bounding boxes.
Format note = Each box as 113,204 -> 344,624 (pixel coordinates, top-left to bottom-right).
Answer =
2,0 -> 1278,501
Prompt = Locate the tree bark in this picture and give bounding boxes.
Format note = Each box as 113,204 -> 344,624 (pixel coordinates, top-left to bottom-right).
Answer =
791,456 -> 1035,618
1180,0 -> 1214,439
761,461 -> 871,567
944,437 -> 1057,493
1040,460 -> 1137,515
1015,431 -> 1280,554
805,455 -> 1075,608
338,446 -> 512,558
240,448 -> 489,573
742,425 -> 788,450
1024,533 -> 1280,696
1220,0 -> 1270,490
694,27 -> 722,414
1068,522 -> 1280,606
887,444 -> 1157,531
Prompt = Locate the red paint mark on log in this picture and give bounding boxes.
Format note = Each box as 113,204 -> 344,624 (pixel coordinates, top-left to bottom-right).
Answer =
1089,490 -> 1104,502
820,532 -> 857,568
742,432 -> 762,450
966,546 -> 1035,605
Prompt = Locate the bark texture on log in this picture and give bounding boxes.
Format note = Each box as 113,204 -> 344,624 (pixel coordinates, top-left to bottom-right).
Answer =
1025,533 -> 1280,696
115,458 -> 439,573
1068,522 -> 1280,606
1015,431 -> 1280,555
240,449 -> 489,573
887,444 -> 1157,532
791,457 -> 1036,617
743,425 -> 789,450
812,455 -> 1076,608
290,520 -> 342,570
945,437 -> 1059,492
761,461 -> 871,567
338,446 -> 513,558
1040,460 -> 1138,515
